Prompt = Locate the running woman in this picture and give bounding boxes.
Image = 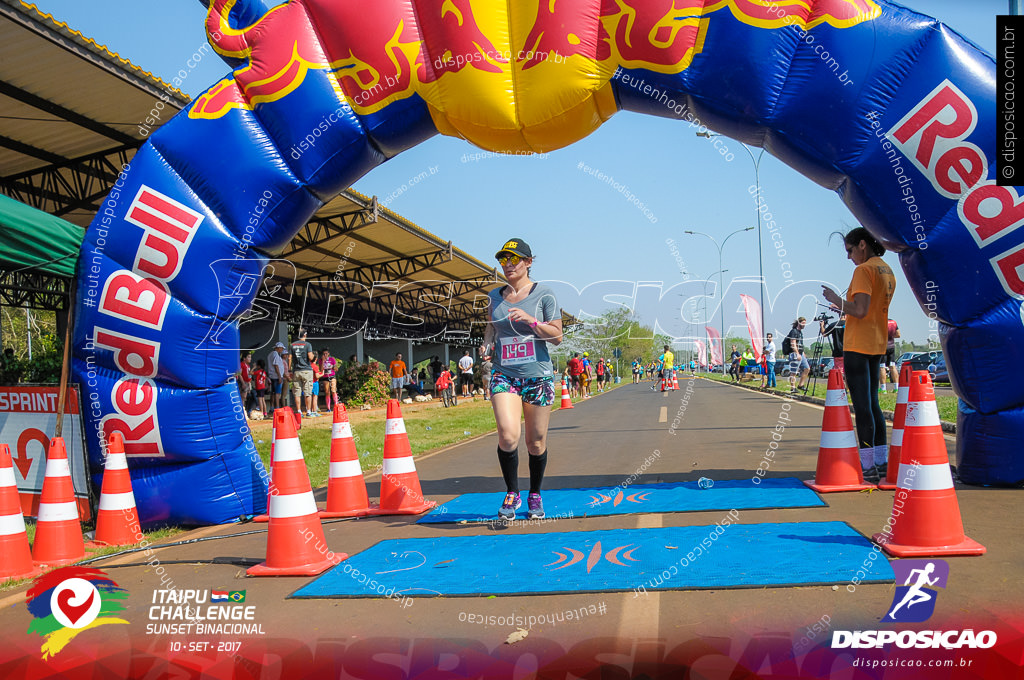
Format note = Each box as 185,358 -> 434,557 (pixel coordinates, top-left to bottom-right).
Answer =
481,238 -> 563,520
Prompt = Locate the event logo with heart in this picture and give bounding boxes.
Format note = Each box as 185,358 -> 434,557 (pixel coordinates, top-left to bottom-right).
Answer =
25,566 -> 129,659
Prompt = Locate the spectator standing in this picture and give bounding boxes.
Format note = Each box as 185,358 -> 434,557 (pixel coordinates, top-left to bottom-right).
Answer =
881,318 -> 901,393
310,354 -> 323,413
238,352 -> 253,411
252,360 -> 269,416
595,358 -> 607,392
566,353 -> 583,398
785,318 -> 810,393
429,355 -> 443,386
763,333 -> 777,388
458,350 -> 475,397
388,353 -> 407,400
289,328 -> 317,417
741,348 -> 755,380
267,342 -> 288,410
580,352 -> 593,398
821,227 -> 896,481
320,349 -> 337,411
480,354 -> 493,400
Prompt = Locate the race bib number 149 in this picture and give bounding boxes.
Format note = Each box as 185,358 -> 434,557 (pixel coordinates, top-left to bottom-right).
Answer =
500,336 -> 536,366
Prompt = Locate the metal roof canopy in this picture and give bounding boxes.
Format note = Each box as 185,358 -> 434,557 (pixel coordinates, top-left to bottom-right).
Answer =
0,1 -> 576,337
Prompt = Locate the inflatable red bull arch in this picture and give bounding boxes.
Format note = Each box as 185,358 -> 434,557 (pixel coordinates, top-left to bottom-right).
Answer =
73,0 -> 1024,525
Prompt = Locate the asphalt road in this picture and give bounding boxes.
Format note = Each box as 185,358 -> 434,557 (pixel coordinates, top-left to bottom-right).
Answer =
2,379 -> 1017,677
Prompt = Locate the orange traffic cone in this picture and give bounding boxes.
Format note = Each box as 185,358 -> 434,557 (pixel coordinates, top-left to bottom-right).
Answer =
32,437 -> 85,567
321,404 -> 374,518
0,444 -> 40,581
252,411 -> 281,523
671,371 -> 679,390
85,433 -> 142,548
248,409 -> 346,576
804,369 -> 876,492
369,400 -> 435,515
559,378 -> 574,410
872,372 -> 985,557
878,364 -> 914,490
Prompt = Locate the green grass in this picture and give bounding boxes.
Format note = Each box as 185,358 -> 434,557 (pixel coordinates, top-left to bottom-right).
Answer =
253,380 -> 626,488
1,526 -> 187,592
701,372 -> 957,423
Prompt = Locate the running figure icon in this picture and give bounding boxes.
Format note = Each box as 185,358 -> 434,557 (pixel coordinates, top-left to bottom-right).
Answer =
887,562 -> 939,619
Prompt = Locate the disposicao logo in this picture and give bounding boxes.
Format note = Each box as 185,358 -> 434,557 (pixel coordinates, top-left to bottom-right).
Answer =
882,559 -> 948,623
25,566 -> 129,659
832,559 -> 997,650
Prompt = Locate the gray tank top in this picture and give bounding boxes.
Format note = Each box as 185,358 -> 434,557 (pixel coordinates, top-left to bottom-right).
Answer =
488,283 -> 558,379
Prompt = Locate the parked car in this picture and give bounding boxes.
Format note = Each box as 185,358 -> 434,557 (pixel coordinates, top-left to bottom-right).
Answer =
903,352 -> 948,383
816,357 -> 835,377
895,352 -> 923,371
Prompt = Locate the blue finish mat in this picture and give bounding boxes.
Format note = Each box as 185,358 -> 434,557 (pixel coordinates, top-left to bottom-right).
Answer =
291,521 -> 891,598
417,477 -> 825,524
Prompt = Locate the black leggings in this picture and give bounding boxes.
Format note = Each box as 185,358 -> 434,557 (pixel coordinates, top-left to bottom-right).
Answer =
844,351 -> 886,450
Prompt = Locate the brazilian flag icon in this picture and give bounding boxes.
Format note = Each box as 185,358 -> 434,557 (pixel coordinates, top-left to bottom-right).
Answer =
228,591 -> 246,602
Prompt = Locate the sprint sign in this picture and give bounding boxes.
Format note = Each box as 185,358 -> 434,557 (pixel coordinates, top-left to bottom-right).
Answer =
500,336 -> 537,366
0,386 -> 91,519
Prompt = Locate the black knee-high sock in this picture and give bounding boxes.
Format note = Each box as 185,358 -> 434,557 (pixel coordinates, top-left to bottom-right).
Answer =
529,450 -> 548,495
497,446 -> 519,494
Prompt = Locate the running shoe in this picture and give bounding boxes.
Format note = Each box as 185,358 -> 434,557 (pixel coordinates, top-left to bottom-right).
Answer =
499,492 -> 521,520
862,466 -> 880,483
527,493 -> 545,520
876,462 -> 888,479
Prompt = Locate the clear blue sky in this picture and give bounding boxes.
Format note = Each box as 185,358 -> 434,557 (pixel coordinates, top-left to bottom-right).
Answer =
30,0 -> 1004,346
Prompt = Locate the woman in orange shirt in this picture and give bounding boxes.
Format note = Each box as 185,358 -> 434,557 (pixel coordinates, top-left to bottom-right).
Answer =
821,227 -> 896,482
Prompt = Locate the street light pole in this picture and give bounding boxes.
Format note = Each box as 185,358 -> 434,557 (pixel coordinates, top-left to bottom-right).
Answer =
702,269 -> 727,369
697,132 -> 767,341
685,228 -> 752,374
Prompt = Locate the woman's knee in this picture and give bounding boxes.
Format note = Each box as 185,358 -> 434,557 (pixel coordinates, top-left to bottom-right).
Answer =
498,434 -> 520,451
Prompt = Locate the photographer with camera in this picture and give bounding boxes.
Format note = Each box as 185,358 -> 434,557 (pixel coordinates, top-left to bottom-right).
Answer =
821,227 -> 896,482
818,311 -> 846,375
783,318 -> 809,394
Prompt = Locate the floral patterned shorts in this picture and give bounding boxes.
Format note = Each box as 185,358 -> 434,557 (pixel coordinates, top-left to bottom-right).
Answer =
489,371 -> 555,406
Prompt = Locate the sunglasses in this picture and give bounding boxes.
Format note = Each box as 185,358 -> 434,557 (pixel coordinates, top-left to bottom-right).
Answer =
497,254 -> 522,266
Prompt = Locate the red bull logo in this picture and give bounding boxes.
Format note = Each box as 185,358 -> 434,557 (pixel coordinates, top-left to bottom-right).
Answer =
190,0 -> 878,150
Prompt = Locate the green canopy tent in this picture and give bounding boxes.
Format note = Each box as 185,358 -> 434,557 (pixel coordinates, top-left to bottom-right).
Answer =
0,192 -> 85,284
0,193 -> 87,434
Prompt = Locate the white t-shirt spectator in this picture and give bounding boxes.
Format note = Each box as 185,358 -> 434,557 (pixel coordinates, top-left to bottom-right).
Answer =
458,355 -> 474,375
267,350 -> 287,381
764,340 -> 777,363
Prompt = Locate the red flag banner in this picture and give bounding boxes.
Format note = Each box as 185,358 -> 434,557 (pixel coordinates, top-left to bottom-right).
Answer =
740,294 -> 764,361
705,326 -> 723,366
694,339 -> 707,368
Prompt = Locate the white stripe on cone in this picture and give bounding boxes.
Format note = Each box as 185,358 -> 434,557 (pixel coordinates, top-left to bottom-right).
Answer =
904,402 -> 941,428
44,458 -> 70,478
99,491 -> 137,512
383,457 -> 417,476
819,429 -> 857,449
897,462 -> 953,491
897,386 -> 910,402
0,466 -> 15,487
892,428 -> 904,446
104,453 -> 128,471
0,512 -> 28,536
273,438 -> 304,462
329,460 -> 363,478
37,501 -> 79,522
332,422 -> 353,438
269,490 -> 318,519
385,418 -> 407,435
824,390 -> 848,407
